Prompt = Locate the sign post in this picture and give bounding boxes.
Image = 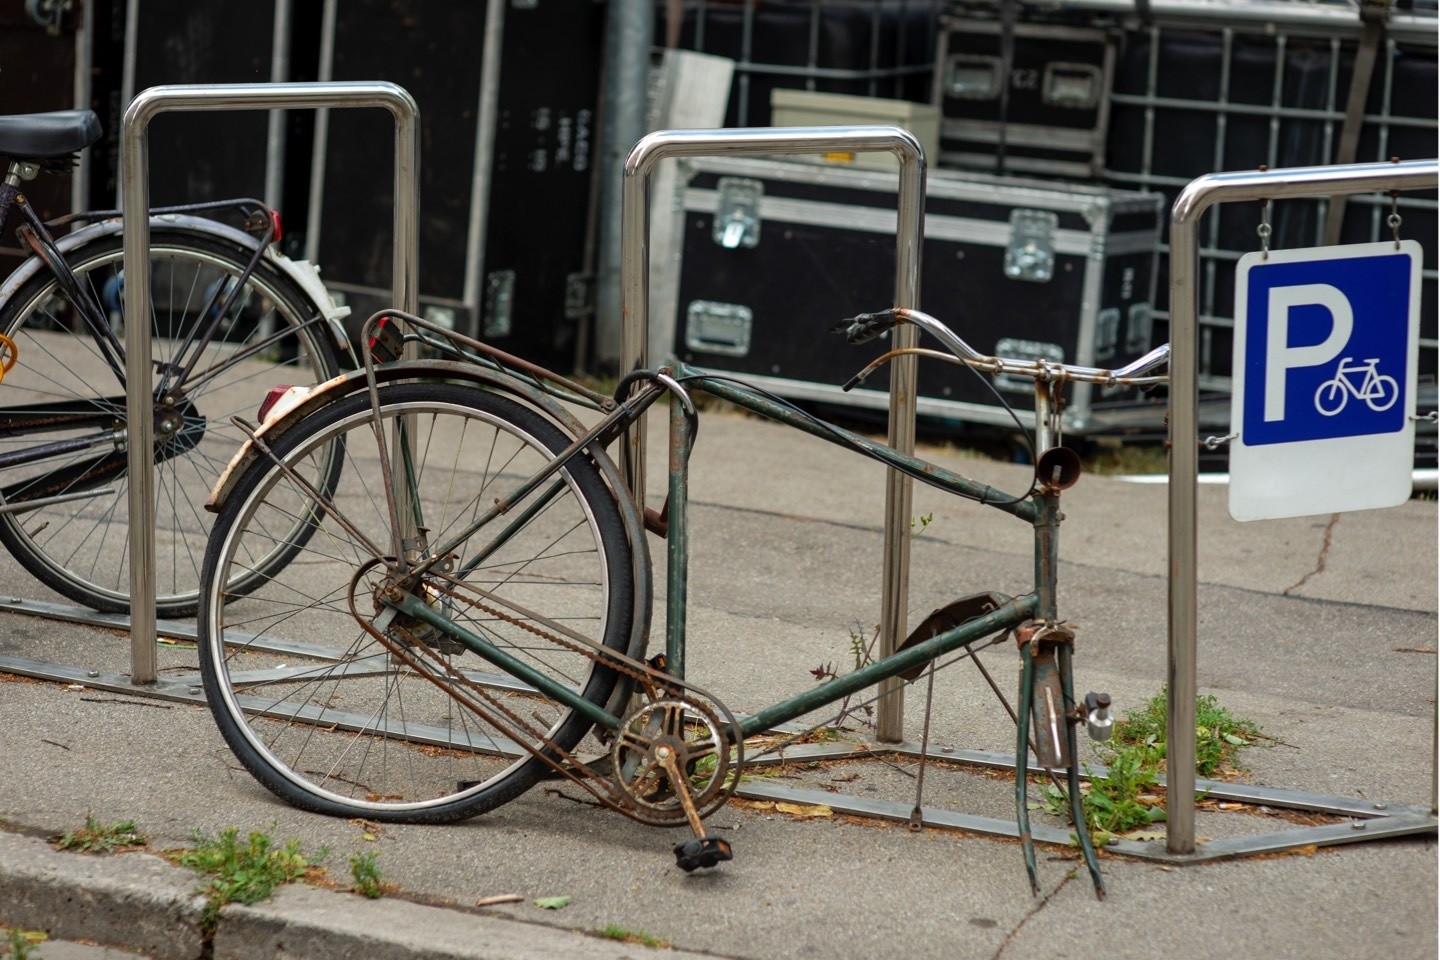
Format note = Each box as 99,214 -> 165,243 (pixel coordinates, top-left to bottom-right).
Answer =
1229,240 -> 1423,522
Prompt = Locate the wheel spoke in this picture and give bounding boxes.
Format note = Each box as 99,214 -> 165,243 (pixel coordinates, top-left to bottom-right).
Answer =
0,234 -> 339,614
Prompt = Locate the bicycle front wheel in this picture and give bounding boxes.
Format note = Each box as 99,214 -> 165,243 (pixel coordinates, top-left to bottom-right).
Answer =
198,383 -> 636,822
0,230 -> 343,616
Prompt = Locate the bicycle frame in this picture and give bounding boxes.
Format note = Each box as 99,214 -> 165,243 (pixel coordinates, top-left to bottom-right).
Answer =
363,337 -> 1102,892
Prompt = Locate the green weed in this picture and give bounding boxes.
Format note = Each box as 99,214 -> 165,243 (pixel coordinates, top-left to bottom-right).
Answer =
1114,688 -> 1265,777
174,827 -> 325,931
599,924 -> 671,949
53,814 -> 144,854
808,620 -> 881,728
4,928 -> 45,960
349,850 -> 384,899
1044,737 -> 1167,841
1043,690 -> 1265,843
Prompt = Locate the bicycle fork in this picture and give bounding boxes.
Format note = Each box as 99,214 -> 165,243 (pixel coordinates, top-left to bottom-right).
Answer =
1016,380 -> 1111,898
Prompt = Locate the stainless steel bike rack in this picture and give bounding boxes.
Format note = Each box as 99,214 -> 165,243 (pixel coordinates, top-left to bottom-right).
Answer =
120,81 -> 421,684
620,126 -> 926,742
1166,158 -> 1440,855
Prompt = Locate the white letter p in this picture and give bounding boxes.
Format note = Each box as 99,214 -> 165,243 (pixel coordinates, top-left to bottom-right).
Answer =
1265,284 -> 1353,422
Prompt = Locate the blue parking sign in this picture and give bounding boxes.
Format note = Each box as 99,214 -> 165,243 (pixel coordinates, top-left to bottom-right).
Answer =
1241,251 -> 1412,445
1230,240 -> 1422,521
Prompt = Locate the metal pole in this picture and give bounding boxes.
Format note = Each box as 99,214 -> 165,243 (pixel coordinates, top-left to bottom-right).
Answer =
620,126 -> 925,739
263,0 -> 294,211
121,81 -> 421,684
462,0 -> 508,339
594,0 -> 655,366
1167,157 -> 1437,853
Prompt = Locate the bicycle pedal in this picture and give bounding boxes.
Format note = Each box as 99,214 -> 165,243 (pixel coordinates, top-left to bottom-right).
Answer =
672,836 -> 732,872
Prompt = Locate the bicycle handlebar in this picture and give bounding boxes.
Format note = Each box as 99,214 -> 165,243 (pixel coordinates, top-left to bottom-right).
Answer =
835,308 -> 1170,388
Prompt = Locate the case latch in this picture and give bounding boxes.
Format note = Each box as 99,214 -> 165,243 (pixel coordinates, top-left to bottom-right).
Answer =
944,54 -> 1002,99
1043,63 -> 1103,109
684,301 -> 753,357
1125,302 -> 1154,353
484,269 -> 515,337
713,177 -> 762,250
1004,210 -> 1058,283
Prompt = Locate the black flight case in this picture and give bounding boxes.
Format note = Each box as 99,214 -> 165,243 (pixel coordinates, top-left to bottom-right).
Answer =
669,155 -> 1164,437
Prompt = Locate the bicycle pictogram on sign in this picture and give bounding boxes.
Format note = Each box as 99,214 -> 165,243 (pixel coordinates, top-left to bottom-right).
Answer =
1313,357 -> 1399,416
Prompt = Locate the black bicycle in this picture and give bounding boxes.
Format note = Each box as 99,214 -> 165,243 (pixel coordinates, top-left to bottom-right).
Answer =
0,109 -> 351,616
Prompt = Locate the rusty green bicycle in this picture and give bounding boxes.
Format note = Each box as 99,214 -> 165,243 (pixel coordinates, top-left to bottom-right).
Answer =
194,304 -> 1168,896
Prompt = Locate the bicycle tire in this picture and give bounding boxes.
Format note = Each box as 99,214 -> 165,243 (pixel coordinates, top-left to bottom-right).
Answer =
0,229 -> 344,616
198,382 -> 636,822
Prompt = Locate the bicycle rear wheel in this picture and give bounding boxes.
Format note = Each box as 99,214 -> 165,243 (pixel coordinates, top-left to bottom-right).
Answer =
0,230 -> 343,616
198,382 -> 636,822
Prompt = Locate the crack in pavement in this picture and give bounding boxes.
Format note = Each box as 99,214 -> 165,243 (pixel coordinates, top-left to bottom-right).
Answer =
992,869 -> 1077,959
1283,513 -> 1340,596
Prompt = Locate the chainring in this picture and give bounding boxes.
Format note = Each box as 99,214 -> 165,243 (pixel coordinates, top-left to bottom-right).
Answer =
611,695 -> 743,827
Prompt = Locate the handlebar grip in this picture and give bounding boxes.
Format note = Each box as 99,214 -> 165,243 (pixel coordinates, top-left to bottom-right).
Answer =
831,309 -> 899,346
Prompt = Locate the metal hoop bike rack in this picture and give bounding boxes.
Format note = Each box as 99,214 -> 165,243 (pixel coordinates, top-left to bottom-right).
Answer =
1165,158 -> 1440,857
621,125 -> 926,742
0,82 -> 419,685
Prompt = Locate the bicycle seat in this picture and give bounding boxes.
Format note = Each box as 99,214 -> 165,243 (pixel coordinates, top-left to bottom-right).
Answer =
0,110 -> 103,162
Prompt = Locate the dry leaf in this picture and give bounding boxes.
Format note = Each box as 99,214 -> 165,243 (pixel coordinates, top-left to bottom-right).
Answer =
776,802 -> 833,819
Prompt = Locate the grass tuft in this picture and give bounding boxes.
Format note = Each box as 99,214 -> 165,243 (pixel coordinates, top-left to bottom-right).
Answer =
53,814 -> 144,854
350,850 -> 385,899
173,826 -> 325,931
1043,689 -> 1265,843
599,924 -> 671,949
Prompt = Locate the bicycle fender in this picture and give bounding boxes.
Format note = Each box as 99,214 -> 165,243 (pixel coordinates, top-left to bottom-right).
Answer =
0,214 -> 353,354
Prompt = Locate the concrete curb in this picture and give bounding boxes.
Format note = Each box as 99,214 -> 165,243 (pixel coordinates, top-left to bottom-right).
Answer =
0,832 -> 206,960
214,884 -> 720,960
0,830 -> 722,960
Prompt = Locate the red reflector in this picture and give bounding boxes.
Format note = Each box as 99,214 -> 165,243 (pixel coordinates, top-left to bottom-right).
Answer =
258,384 -> 293,422
269,210 -> 283,244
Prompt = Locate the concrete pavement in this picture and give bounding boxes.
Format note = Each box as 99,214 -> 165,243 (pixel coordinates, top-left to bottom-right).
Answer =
0,406 -> 1435,960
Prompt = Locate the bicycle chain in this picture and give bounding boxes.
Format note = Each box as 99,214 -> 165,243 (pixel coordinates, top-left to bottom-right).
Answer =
362,563 -> 1038,817
351,560 -> 741,823
425,569 -> 745,820
346,563 -> 632,813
